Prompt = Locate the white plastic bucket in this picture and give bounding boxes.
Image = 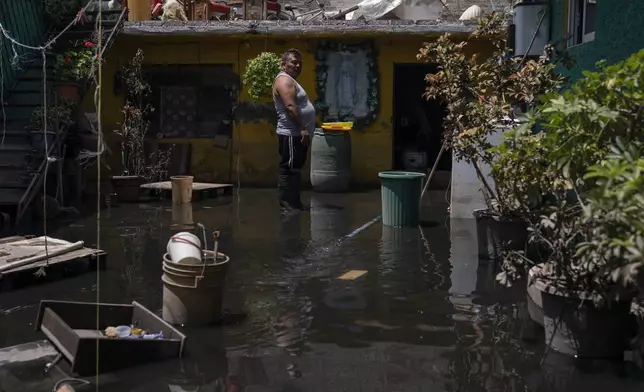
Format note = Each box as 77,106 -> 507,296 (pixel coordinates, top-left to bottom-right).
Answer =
167,232 -> 202,265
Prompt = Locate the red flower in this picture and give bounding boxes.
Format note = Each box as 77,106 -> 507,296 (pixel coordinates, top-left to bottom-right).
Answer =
85,41 -> 94,48
65,58 -> 72,63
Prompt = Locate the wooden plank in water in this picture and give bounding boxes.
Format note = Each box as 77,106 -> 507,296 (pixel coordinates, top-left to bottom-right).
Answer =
0,236 -> 107,292
337,270 -> 368,280
5,247 -> 106,274
141,181 -> 234,200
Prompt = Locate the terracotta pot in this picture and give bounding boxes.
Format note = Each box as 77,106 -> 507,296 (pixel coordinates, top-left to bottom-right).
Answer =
111,175 -> 145,203
56,83 -> 80,104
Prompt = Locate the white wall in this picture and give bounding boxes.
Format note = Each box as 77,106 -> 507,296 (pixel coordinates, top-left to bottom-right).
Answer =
449,126 -> 509,219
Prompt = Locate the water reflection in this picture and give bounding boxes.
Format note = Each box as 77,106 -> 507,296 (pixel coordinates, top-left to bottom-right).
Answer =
171,203 -> 195,230
309,194 -> 349,243
379,226 -> 422,296
275,211 -> 313,356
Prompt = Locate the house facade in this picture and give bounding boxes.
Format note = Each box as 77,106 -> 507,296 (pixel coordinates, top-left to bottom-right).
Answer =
92,20 -> 491,187
550,0 -> 644,82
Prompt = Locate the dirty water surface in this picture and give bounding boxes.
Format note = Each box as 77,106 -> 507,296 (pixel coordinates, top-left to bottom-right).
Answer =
0,189 -> 643,391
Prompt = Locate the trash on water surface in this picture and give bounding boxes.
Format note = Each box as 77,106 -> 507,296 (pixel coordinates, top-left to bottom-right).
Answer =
104,325 -> 164,340
337,270 -> 368,280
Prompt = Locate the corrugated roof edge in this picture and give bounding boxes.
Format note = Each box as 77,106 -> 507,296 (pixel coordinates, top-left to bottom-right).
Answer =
122,19 -> 479,37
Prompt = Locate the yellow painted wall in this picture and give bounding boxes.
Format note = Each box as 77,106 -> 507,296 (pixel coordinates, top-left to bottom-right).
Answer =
89,34 -> 490,187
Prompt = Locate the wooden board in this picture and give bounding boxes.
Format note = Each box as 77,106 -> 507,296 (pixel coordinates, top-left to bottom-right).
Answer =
337,270 -> 368,280
0,236 -> 106,292
141,181 -> 234,201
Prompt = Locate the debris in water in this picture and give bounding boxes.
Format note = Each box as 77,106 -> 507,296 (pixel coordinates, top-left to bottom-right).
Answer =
337,270 -> 367,280
355,320 -> 399,330
104,325 -> 164,339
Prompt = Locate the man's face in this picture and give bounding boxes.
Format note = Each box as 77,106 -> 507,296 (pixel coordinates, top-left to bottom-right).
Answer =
283,54 -> 302,78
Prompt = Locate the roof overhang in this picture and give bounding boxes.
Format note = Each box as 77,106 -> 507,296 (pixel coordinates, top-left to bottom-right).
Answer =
122,20 -> 478,38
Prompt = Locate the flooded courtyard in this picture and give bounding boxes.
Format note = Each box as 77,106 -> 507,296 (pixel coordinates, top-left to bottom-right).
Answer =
1,189 -> 643,391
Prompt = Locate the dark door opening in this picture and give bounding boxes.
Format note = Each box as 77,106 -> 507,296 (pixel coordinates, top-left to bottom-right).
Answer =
393,64 -> 450,187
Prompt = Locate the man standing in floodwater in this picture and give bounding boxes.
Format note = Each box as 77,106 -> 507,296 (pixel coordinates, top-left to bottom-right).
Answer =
272,49 -> 316,211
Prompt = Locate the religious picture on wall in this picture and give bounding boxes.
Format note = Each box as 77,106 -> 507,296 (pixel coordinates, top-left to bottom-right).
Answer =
316,41 -> 379,127
324,51 -> 369,119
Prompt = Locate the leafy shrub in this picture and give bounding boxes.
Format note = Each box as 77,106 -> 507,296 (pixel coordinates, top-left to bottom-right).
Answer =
242,52 -> 281,102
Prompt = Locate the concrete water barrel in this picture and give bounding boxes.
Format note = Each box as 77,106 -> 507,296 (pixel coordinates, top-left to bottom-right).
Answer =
162,251 -> 230,326
310,128 -> 351,193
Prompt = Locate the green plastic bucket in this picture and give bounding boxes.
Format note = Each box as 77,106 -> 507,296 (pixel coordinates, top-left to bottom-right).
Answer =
378,171 -> 426,228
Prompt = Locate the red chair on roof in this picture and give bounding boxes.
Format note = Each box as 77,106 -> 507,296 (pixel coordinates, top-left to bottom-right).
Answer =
210,1 -> 232,18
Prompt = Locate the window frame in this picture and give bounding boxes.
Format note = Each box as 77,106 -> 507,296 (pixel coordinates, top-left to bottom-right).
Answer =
567,0 -> 596,47
143,64 -> 236,139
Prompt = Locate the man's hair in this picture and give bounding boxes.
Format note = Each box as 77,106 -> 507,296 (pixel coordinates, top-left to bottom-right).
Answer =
282,48 -> 302,65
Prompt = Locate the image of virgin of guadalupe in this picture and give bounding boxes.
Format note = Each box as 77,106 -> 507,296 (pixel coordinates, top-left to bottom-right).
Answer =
324,50 -> 369,119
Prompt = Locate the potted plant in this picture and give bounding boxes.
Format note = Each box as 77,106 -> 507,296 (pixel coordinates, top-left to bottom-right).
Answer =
416,13 -> 565,260
29,100 -> 75,150
54,40 -> 97,103
112,49 -> 172,203
497,51 -> 644,358
242,52 -> 281,103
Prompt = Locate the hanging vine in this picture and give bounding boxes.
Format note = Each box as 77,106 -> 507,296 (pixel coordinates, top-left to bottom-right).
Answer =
242,52 -> 281,102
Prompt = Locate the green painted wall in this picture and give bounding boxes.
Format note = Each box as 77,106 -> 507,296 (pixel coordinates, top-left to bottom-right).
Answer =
0,0 -> 47,90
550,0 -> 644,82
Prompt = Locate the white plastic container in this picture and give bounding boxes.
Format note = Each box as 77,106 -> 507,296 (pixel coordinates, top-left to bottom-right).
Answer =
167,232 -> 202,265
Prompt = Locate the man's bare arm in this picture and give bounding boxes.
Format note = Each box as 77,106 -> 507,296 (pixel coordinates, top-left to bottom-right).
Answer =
275,76 -> 304,130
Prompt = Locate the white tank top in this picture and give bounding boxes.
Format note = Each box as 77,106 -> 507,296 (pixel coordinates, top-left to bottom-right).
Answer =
273,72 -> 316,136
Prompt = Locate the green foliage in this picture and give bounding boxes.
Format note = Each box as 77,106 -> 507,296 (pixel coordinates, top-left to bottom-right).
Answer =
242,52 -> 281,102
577,139 -> 644,298
30,100 -> 75,131
417,12 -> 565,215
495,50 -> 644,301
44,0 -> 83,28
534,51 -> 644,188
490,123 -> 559,218
55,40 -> 98,83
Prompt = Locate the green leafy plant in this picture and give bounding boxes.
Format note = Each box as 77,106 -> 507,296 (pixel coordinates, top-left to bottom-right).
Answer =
55,40 -> 98,83
576,139 -> 644,301
115,49 -> 172,181
417,12 -> 565,217
44,0 -> 83,27
30,100 -> 75,130
242,52 -> 281,102
496,50 -> 644,301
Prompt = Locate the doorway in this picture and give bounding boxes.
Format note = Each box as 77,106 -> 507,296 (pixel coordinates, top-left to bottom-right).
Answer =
393,64 -> 450,187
